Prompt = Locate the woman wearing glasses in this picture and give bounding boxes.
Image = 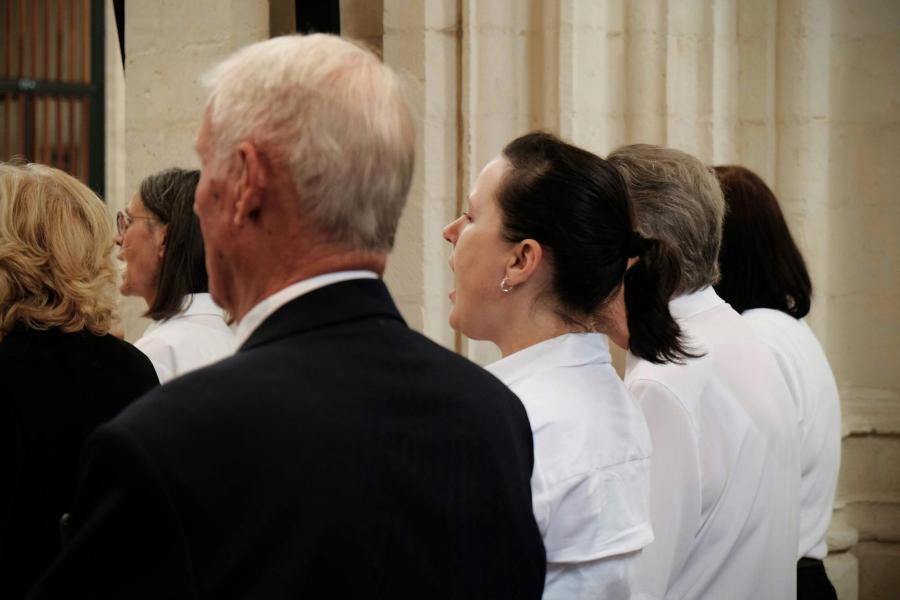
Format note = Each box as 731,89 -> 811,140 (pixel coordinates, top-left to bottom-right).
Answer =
0,163 -> 159,596
117,168 -> 233,383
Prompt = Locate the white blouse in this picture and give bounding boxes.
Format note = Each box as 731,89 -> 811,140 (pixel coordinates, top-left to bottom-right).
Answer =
626,287 -> 799,600
486,333 -> 653,600
135,293 -> 234,383
743,308 -> 841,560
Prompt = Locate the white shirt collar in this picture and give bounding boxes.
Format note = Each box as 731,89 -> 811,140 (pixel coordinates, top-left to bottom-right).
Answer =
668,286 -> 725,320
179,293 -> 226,318
624,287 -> 724,374
486,332 -> 611,387
143,293 -> 226,335
232,270 -> 379,349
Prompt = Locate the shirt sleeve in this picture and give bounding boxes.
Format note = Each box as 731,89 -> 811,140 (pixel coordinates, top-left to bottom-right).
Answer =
534,436 -> 652,564
135,334 -> 176,384
544,551 -> 637,600
628,379 -> 702,600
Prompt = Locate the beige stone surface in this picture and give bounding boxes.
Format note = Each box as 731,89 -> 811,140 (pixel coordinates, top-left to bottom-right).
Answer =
840,503 -> 900,543
838,436 -> 900,505
827,551 -> 860,600
855,542 -> 900,600
381,0 -> 458,350
104,0 -> 126,213
103,0 -> 129,337
341,0 -> 383,54
842,388 -> 900,437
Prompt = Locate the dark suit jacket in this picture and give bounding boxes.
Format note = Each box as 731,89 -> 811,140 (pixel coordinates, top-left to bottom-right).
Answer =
1,326 -> 159,599
30,279 -> 546,599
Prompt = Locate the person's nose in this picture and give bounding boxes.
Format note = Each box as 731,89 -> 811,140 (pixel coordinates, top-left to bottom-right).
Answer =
443,218 -> 460,245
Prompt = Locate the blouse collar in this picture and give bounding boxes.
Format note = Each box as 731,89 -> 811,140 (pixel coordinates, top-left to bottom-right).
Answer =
668,286 -> 725,321
176,293 -> 227,319
486,332 -> 611,387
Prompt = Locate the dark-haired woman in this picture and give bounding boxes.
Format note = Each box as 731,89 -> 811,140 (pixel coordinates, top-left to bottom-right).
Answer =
715,165 -> 840,600
117,168 -> 234,383
443,132 -> 692,599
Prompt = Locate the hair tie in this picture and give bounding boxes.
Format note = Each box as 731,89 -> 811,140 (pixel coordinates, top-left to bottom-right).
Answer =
625,231 -> 645,258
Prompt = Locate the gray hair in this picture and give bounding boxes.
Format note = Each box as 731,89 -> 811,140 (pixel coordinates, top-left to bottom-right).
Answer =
202,34 -> 415,251
607,144 -> 725,294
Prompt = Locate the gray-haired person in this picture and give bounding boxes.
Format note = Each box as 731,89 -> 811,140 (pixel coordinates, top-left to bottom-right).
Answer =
30,35 -> 545,599
605,145 -> 799,600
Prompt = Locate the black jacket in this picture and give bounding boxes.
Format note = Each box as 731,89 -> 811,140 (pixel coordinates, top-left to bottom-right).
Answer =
30,279 -> 546,599
1,326 -> 158,598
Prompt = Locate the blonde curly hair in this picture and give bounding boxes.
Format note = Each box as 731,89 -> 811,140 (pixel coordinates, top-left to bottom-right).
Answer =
0,162 -> 118,339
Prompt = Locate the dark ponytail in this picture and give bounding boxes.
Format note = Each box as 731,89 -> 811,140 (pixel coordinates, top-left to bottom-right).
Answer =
498,131 -> 697,365
624,235 -> 698,364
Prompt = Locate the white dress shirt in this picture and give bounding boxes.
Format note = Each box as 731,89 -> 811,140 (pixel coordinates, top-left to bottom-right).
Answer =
135,293 -> 234,383
743,308 -> 841,560
486,333 -> 653,600
626,287 -> 799,600
232,270 -> 379,350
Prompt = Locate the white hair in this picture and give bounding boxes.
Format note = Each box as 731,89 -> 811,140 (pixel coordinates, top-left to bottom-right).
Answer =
202,34 -> 415,251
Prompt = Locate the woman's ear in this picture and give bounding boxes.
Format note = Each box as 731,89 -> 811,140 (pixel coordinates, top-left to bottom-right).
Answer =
505,239 -> 543,287
155,224 -> 168,258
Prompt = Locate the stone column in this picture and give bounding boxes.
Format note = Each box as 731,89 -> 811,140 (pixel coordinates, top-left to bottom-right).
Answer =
104,0 -> 125,243
823,1 -> 900,597
340,0 -> 384,53
381,0 -> 459,350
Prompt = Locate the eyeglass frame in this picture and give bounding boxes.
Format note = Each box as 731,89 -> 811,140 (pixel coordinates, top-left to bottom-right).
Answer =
116,211 -> 159,237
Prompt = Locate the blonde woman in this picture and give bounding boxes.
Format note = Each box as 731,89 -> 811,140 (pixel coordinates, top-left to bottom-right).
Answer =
0,163 -> 158,597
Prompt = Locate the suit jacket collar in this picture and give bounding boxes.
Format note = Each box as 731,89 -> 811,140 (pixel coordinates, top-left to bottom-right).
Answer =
238,278 -> 405,352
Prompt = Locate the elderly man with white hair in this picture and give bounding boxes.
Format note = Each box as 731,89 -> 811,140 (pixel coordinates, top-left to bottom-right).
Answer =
605,145 -> 800,600
30,35 -> 546,599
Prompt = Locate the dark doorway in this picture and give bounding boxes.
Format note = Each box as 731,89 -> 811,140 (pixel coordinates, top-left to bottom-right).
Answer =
295,0 -> 340,35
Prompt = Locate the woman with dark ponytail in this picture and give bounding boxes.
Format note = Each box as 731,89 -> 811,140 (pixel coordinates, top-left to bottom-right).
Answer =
443,132 -> 692,599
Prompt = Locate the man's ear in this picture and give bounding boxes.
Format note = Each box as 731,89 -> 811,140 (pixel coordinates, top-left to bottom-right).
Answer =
233,141 -> 269,227
505,239 -> 543,287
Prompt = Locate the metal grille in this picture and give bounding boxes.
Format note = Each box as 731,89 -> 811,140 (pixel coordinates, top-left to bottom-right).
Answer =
0,0 -> 104,195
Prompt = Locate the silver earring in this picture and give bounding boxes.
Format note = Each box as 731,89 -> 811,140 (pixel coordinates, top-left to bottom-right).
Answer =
500,277 -> 514,293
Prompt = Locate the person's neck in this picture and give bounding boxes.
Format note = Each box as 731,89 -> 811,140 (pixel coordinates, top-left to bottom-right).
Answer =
231,247 -> 385,322
494,304 -> 585,358
598,287 -> 629,351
